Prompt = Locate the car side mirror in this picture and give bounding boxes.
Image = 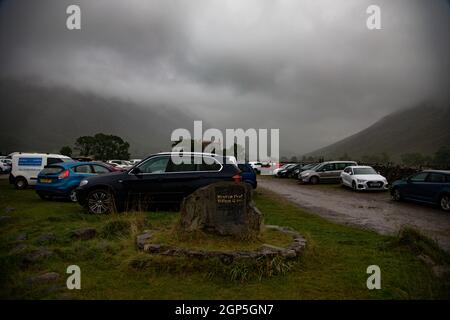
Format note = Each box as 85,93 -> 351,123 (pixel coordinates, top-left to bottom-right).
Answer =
130,167 -> 141,175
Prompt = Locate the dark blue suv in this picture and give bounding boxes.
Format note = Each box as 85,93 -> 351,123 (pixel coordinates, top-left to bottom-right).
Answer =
237,163 -> 257,189
391,170 -> 450,212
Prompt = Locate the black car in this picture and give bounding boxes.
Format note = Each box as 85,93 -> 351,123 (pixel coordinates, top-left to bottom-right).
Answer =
76,152 -> 242,214
277,164 -> 301,178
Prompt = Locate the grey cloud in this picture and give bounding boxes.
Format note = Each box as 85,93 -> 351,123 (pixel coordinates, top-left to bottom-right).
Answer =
1,0 -> 448,155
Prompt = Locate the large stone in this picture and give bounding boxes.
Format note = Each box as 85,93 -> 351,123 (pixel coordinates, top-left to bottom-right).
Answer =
27,272 -> 60,286
36,233 -> 57,245
179,182 -> 263,238
22,247 -> 53,265
136,231 -> 153,250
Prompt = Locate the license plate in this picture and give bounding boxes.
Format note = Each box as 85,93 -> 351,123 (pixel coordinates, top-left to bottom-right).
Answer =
40,178 -> 52,183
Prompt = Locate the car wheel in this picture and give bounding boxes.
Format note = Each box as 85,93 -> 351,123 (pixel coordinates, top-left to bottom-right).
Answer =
15,177 -> 28,190
69,189 -> 78,203
310,176 -> 319,184
352,181 -> 357,191
440,194 -> 450,212
392,188 -> 402,201
87,189 -> 114,214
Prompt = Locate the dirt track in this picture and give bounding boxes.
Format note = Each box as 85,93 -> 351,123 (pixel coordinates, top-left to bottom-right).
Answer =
258,176 -> 450,251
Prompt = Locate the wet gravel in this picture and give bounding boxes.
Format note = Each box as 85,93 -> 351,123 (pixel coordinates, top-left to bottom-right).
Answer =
259,176 -> 450,251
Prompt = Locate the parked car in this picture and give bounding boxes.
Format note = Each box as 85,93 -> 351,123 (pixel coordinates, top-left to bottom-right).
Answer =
390,170 -> 450,211
296,163 -> 319,179
0,159 -> 12,173
107,160 -> 132,170
340,166 -> 388,191
273,163 -> 295,176
76,152 -> 242,214
128,159 -> 142,165
248,162 -> 262,174
237,163 -> 257,189
299,161 -> 358,184
36,161 -> 116,202
9,153 -> 72,189
277,164 -> 301,178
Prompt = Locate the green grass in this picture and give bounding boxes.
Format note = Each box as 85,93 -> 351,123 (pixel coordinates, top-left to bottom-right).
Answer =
0,179 -> 448,299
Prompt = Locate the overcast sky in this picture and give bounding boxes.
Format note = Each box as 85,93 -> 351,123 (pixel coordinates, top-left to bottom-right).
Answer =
1,0 -> 448,155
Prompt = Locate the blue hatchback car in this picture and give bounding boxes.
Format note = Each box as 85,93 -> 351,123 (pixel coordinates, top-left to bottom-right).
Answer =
238,163 -> 257,189
36,161 -> 115,202
390,170 -> 450,212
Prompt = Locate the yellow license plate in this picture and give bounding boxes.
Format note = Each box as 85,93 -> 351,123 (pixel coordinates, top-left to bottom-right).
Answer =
40,178 -> 52,183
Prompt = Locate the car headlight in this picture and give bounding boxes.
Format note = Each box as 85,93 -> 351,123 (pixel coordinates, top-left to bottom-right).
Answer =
79,179 -> 89,187
301,172 -> 310,177
357,179 -> 366,183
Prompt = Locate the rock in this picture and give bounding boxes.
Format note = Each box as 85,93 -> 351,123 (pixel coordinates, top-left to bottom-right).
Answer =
136,231 -> 153,250
27,272 -> 60,286
179,181 -> 263,238
143,244 -> 161,252
36,233 -> 56,245
259,244 -> 285,253
22,248 -> 53,264
16,233 -> 28,241
70,227 -> 96,240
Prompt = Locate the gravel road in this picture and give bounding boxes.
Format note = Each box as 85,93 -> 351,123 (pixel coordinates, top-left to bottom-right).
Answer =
259,176 -> 450,251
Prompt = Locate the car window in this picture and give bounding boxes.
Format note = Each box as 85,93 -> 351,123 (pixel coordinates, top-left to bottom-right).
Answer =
74,165 -> 92,173
426,173 -> 445,183
138,156 -> 169,174
198,157 -> 221,171
40,166 -> 64,175
166,157 -> 197,172
238,164 -> 251,172
47,157 -> 64,165
410,172 -> 428,182
335,163 -> 347,170
92,165 -> 110,174
322,163 -> 335,171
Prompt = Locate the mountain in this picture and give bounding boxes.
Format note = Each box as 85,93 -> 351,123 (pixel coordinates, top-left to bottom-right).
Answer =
304,102 -> 450,162
0,79 -> 198,157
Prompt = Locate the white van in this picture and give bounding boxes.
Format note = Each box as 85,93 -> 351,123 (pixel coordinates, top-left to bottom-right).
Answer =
9,153 -> 72,189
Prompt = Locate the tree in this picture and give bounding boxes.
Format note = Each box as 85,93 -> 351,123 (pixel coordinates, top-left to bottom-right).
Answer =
74,133 -> 130,161
91,133 -> 130,161
75,136 -> 96,157
433,147 -> 450,169
400,153 -> 426,167
60,146 -> 72,157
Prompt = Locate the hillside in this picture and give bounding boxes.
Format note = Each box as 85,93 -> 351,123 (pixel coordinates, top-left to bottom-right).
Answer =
305,102 -> 450,162
0,79 -> 198,157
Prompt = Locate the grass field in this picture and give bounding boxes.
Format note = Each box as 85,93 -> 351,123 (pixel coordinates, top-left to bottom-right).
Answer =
0,179 -> 449,299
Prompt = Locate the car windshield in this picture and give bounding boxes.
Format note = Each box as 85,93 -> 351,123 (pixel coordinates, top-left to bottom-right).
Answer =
353,167 -> 377,175
40,166 -> 64,175
302,163 -> 317,170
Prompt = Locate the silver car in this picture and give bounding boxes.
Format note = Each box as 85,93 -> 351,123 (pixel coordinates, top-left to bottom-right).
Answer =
300,161 -> 358,184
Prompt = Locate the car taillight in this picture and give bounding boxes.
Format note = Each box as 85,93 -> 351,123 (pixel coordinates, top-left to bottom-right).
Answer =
232,174 -> 242,183
58,169 -> 70,179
